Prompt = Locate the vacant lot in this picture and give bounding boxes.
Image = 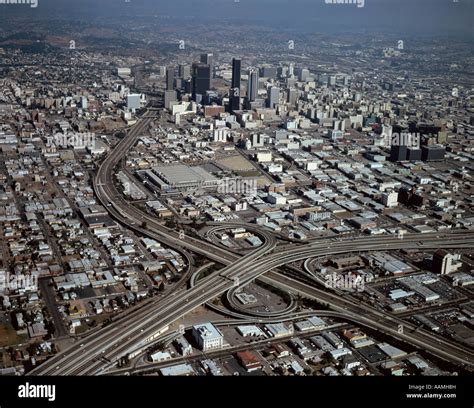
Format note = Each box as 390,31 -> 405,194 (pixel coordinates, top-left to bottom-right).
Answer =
0,316 -> 25,347
217,155 -> 255,172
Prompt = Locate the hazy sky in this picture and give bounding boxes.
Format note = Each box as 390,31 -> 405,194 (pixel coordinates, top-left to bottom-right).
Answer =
1,0 -> 473,38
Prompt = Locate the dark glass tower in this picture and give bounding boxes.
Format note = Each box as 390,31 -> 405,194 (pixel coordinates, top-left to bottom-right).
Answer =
166,67 -> 175,91
230,58 -> 241,112
200,53 -> 214,78
192,63 -> 211,101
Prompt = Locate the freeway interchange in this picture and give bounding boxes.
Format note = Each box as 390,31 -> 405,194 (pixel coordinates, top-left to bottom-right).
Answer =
31,110 -> 474,376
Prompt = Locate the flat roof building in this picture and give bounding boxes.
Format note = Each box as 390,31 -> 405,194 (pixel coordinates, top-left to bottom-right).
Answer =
192,323 -> 224,352
160,364 -> 195,376
127,94 -> 141,111
152,165 -> 219,192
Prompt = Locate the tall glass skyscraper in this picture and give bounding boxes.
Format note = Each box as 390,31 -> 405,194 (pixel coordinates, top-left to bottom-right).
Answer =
192,63 -> 211,101
247,68 -> 259,102
230,58 -> 241,112
200,53 -> 214,79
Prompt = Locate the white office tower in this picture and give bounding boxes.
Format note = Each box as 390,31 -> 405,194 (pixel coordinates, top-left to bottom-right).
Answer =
178,64 -> 191,80
382,192 -> 399,208
252,133 -> 264,148
213,128 -> 229,142
289,63 -> 294,77
381,125 -> 393,147
300,68 -> 310,82
158,66 -> 166,77
247,69 -> 259,102
127,94 -> 141,111
333,120 -> 346,132
433,250 -> 463,275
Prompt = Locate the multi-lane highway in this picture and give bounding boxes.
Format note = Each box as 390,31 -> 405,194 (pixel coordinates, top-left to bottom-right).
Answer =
263,271 -> 474,370
92,110 -> 254,265
30,110 -> 474,376
31,231 -> 474,375
31,228 -> 276,376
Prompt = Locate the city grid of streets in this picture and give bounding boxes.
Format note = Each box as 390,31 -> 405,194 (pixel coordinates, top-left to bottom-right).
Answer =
0,0 -> 473,386
29,112 -> 474,376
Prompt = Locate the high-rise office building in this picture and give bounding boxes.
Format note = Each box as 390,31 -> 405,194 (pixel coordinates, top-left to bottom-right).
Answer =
164,90 -> 177,110
278,66 -> 288,79
178,64 -> 191,80
127,94 -> 141,111
267,86 -> 280,109
200,53 -> 214,78
432,250 -> 462,275
389,132 -> 420,162
166,67 -> 175,91
231,58 -> 241,89
247,69 -> 259,102
192,63 -> 211,101
230,58 -> 242,112
421,145 -> 446,162
300,68 -> 310,82
390,145 -> 408,162
407,147 -> 422,161
288,88 -> 298,107
175,78 -> 183,90
288,63 -> 294,77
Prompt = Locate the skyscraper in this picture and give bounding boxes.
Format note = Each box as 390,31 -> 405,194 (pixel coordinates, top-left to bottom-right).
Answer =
288,63 -> 294,77
164,90 -> 177,110
192,63 -> 211,101
267,86 -> 280,109
178,64 -> 191,80
300,68 -> 310,82
288,88 -> 298,107
127,94 -> 141,111
166,67 -> 175,91
247,68 -> 259,102
200,53 -> 214,78
230,58 -> 241,112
